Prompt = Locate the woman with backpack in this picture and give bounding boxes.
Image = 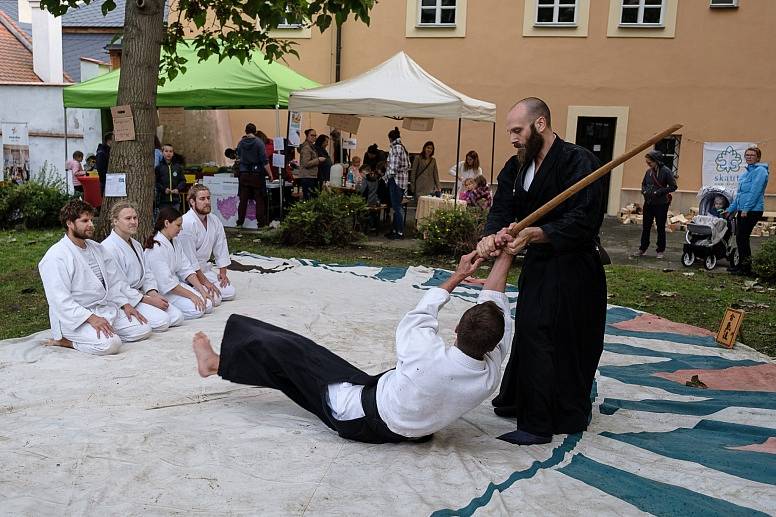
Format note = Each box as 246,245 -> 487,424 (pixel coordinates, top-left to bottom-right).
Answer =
410,141 -> 440,199
634,150 -> 678,260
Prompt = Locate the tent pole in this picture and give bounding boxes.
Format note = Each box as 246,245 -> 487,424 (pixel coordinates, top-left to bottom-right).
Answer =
275,104 -> 282,222
454,118 -> 461,201
490,121 -> 496,185
64,107 -> 69,164
64,107 -> 70,192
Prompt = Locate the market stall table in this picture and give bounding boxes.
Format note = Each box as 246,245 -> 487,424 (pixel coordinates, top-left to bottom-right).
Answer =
416,195 -> 467,226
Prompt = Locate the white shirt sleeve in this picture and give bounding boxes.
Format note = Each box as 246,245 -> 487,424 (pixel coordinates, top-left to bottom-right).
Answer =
477,289 -> 513,364
144,246 -> 178,295
393,287 -> 450,363
98,245 -> 131,308
176,240 -> 198,281
38,253 -> 93,328
211,219 -> 231,269
449,161 -> 463,177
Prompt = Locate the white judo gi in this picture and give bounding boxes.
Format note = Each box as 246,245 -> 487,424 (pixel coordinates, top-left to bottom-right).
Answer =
180,209 -> 235,302
101,230 -> 184,331
38,236 -> 152,355
143,232 -> 213,320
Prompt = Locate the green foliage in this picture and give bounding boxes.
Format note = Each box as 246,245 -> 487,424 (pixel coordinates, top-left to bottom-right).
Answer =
0,164 -> 72,229
39,0 -> 375,83
280,190 -> 367,246
752,237 -> 776,282
418,206 -> 487,257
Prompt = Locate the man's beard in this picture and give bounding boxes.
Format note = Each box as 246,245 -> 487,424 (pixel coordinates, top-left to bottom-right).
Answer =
72,227 -> 93,240
524,122 -> 544,162
195,203 -> 211,215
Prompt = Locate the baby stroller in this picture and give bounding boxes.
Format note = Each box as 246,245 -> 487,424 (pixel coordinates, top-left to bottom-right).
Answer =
681,186 -> 738,270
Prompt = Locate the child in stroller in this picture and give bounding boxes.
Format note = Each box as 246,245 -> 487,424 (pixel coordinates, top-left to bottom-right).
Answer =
681,186 -> 738,270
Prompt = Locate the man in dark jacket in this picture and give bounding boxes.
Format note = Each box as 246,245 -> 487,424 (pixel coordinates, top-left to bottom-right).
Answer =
635,149 -> 678,259
155,143 -> 187,210
476,97 -> 607,446
235,123 -> 273,227
95,132 -> 113,194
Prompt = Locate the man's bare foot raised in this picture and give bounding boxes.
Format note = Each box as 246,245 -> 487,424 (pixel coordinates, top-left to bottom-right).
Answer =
192,332 -> 220,377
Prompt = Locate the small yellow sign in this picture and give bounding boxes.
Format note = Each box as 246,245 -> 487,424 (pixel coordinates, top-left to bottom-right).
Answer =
716,308 -> 744,349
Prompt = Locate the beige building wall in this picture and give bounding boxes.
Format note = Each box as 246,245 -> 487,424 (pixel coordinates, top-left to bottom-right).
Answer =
214,0 -> 775,212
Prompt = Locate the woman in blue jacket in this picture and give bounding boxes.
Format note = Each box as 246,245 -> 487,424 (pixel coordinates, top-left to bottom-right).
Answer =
725,146 -> 769,275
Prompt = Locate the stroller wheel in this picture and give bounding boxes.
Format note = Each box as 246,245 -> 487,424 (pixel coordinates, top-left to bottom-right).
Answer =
728,248 -> 740,267
682,251 -> 695,267
705,255 -> 717,270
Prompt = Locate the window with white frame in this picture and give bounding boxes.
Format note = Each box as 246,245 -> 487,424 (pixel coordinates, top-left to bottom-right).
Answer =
620,0 -> 664,26
418,0 -> 457,26
536,0 -> 578,25
278,6 -> 303,28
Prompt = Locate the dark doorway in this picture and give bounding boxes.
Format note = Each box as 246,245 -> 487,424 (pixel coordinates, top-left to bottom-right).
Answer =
575,117 -> 617,213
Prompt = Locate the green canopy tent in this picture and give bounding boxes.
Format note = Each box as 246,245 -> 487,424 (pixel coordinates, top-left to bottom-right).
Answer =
62,42 -> 319,109
62,42 -> 319,218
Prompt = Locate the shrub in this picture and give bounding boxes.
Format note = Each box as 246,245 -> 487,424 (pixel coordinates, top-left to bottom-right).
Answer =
418,206 -> 487,256
752,237 -> 776,282
280,190 -> 368,246
0,163 -> 72,229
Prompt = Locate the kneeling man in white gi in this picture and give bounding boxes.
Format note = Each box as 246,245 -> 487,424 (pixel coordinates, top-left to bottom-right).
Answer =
38,200 -> 152,355
179,184 -> 235,304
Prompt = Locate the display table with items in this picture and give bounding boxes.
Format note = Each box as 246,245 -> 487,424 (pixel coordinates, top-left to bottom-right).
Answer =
415,195 -> 467,226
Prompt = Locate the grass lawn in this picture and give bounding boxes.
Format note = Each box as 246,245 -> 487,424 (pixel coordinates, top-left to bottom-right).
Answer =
2,229 -> 774,357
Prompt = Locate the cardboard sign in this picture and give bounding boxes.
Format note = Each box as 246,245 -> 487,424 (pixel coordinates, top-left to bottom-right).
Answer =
716,308 -> 744,348
402,117 -> 434,131
111,105 -> 136,141
158,107 -> 185,127
326,114 -> 361,134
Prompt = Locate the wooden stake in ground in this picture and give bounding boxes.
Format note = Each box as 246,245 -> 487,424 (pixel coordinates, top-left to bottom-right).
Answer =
508,124 -> 683,237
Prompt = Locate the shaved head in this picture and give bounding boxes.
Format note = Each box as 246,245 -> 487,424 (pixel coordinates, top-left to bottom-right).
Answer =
511,97 -> 552,128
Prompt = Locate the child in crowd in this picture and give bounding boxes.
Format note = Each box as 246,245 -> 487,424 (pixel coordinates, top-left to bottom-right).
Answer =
155,144 -> 187,211
358,165 -> 381,232
469,175 -> 493,210
66,151 -> 86,194
709,195 -> 728,218
347,156 -> 363,188
459,177 -> 477,203
85,154 -> 97,172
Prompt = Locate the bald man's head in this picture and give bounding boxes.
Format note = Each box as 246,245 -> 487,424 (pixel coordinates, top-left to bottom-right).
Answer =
511,97 -> 552,129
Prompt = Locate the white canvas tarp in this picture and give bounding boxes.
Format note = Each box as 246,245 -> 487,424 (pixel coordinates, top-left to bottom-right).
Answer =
288,52 -> 496,122
1,255 -> 773,515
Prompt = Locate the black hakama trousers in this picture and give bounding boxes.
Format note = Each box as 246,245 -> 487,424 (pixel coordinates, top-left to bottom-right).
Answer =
217,314 -> 418,444
493,247 -> 607,436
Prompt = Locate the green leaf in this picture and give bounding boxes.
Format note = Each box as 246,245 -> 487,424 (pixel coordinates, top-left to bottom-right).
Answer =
100,0 -> 116,16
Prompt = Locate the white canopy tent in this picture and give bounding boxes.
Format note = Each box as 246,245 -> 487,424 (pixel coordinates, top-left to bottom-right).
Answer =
289,52 -> 498,194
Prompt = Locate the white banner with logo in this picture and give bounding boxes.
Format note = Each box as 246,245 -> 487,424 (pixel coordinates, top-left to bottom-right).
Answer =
203,175 -> 250,228
702,142 -> 754,193
2,122 -> 30,183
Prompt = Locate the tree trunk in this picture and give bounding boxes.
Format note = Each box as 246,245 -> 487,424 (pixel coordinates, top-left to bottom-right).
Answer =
96,0 -> 165,240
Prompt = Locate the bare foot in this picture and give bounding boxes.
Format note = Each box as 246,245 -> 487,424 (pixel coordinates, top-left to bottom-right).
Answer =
192,331 -> 220,378
45,338 -> 74,349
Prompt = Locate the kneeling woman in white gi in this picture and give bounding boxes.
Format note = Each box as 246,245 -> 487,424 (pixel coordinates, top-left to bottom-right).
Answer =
143,206 -> 214,319
102,201 -> 184,331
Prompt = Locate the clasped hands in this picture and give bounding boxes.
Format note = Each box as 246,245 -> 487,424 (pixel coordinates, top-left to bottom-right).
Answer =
475,224 -> 547,258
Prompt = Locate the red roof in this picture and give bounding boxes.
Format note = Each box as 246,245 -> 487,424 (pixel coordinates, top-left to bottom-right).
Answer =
0,10 -> 40,82
0,10 -> 73,83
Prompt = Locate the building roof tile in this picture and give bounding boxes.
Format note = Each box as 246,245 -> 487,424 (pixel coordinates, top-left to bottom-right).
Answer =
0,9 -> 40,82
